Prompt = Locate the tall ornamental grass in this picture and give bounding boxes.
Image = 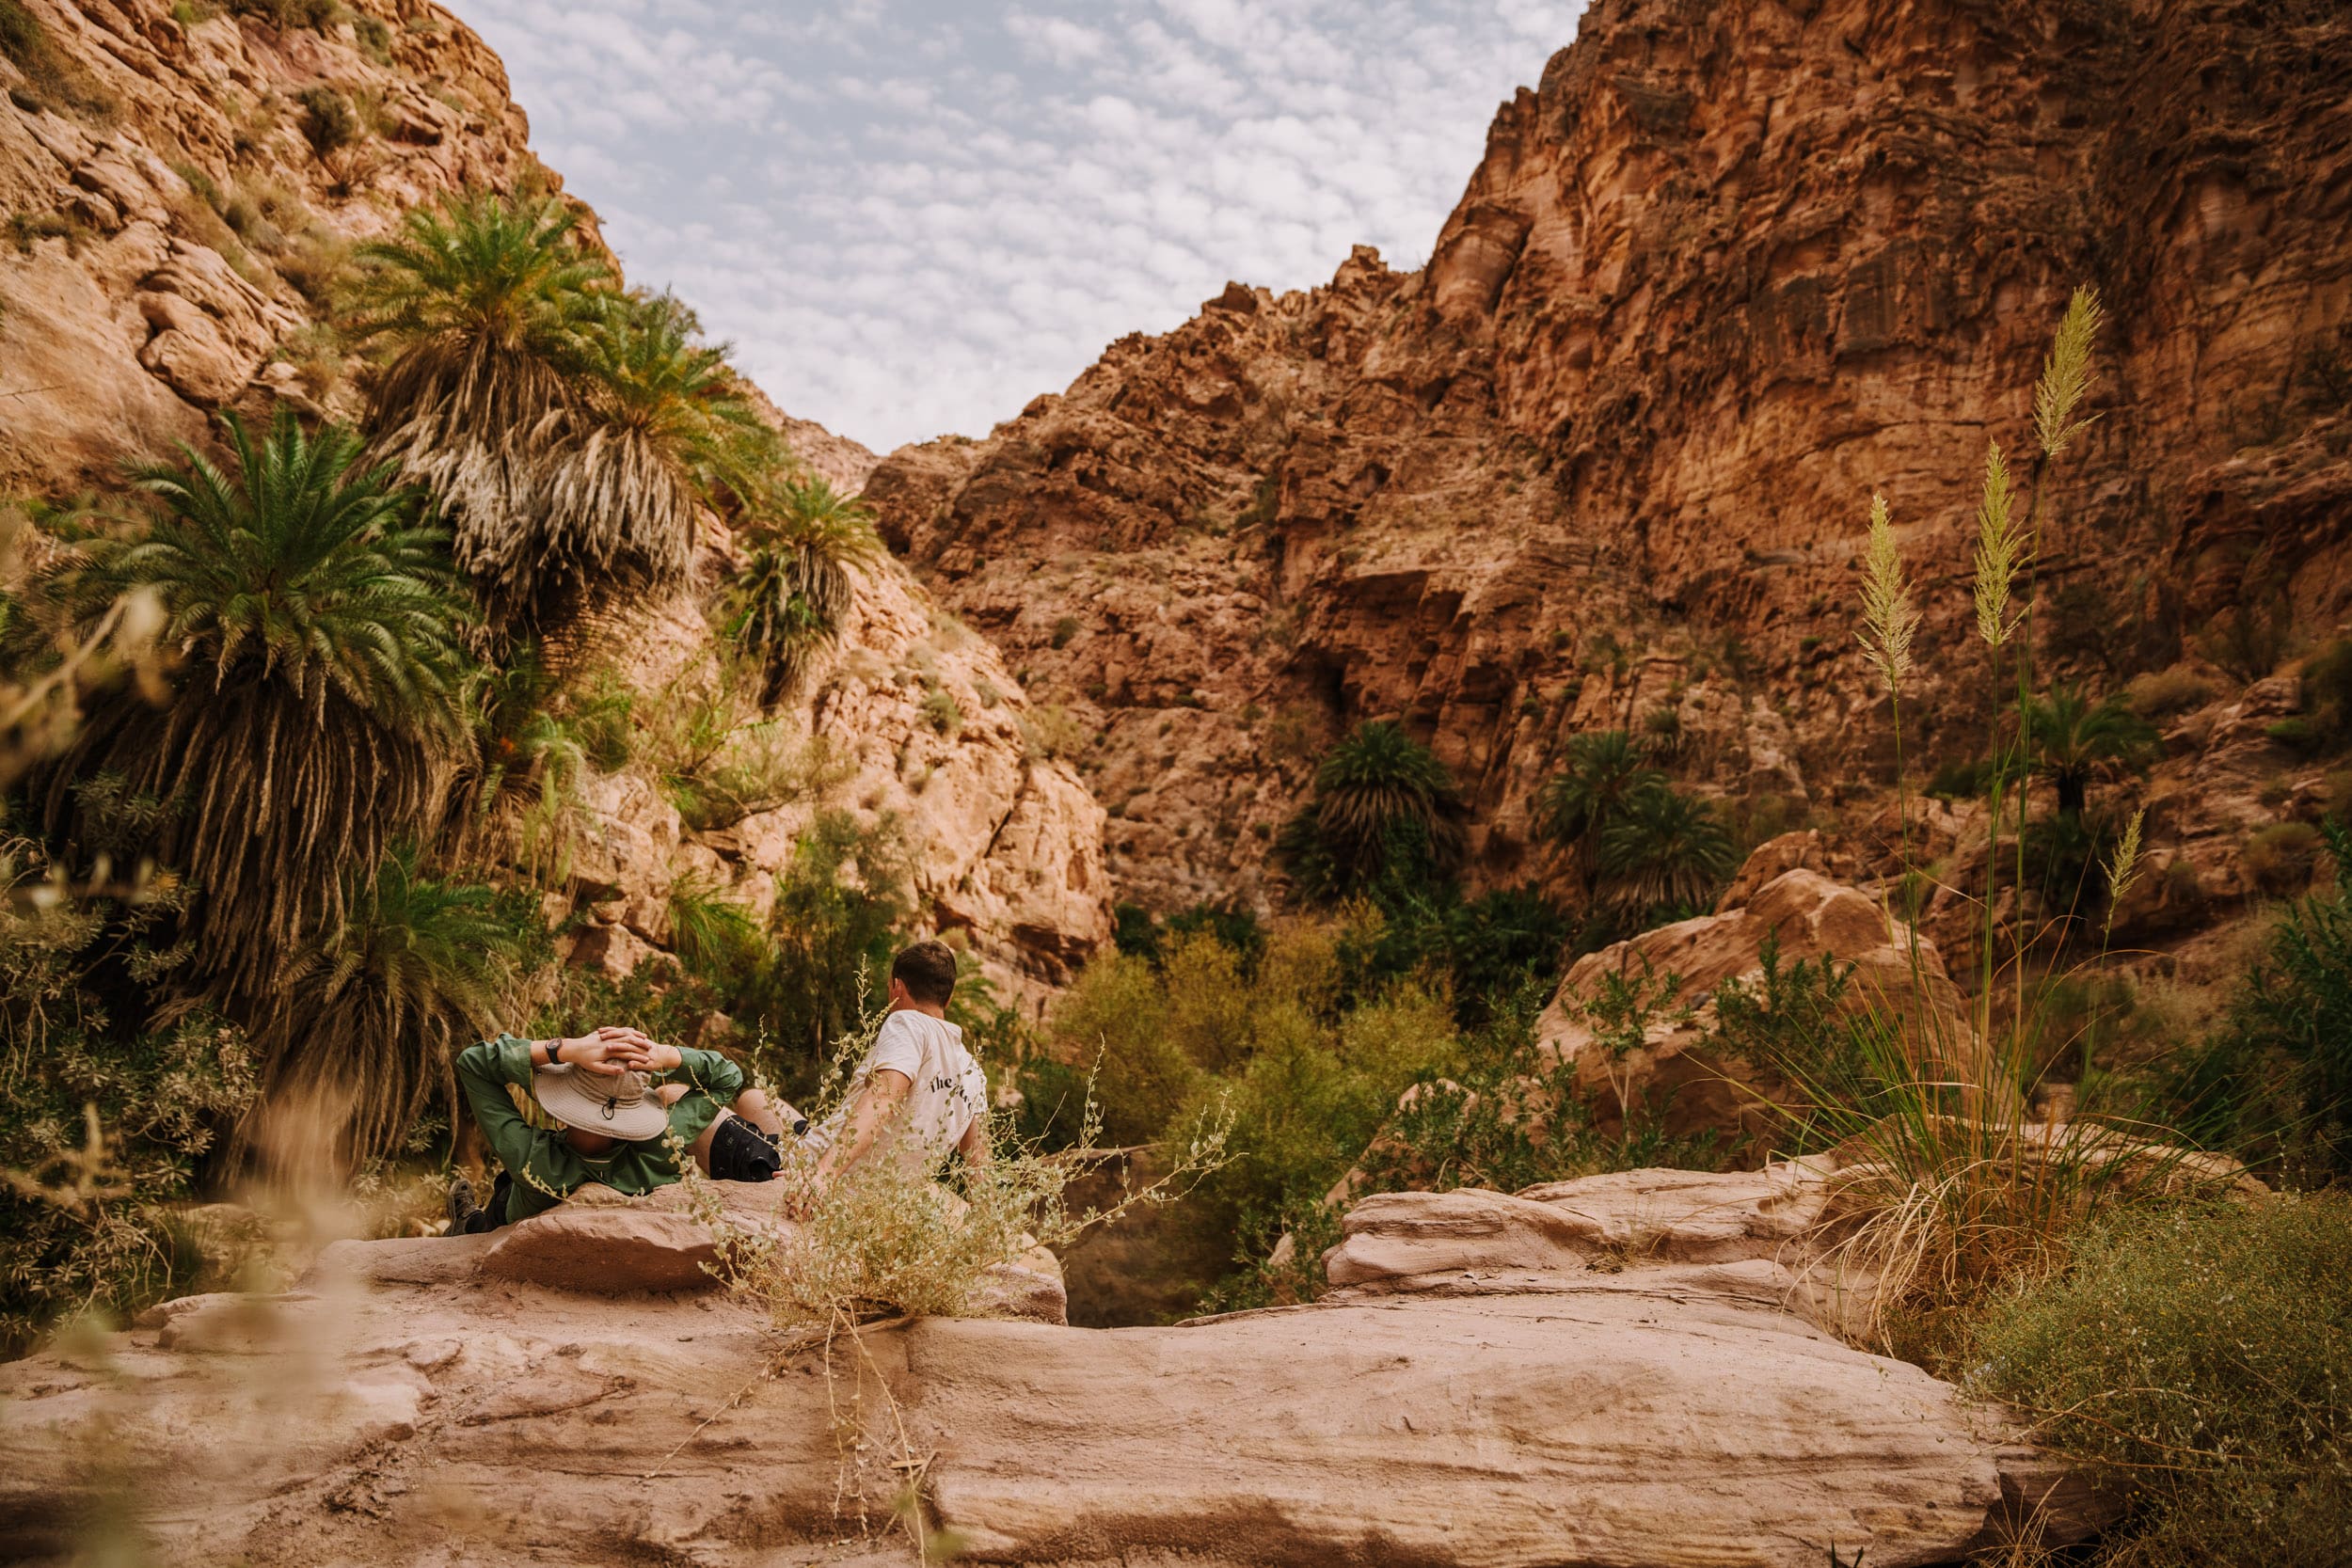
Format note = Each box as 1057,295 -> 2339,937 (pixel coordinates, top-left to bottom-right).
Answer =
1764,288 -> 2239,1369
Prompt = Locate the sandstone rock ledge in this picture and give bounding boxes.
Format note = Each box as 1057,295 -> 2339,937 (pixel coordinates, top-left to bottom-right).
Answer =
0,1169 -> 2106,1568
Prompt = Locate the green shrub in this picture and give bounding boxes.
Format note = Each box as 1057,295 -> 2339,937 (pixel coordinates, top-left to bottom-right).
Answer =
2188,822 -> 2352,1180
735,811 -> 911,1101
0,0 -> 116,119
294,84 -> 357,156
1969,1197 -> 2352,1566
1042,946 -> 1200,1146
2124,664 -> 2216,719
2298,637 -> 2352,749
2244,820 -> 2324,896
919,688 -> 961,737
228,0 -> 337,30
665,873 -> 765,987
1,810 -> 261,1353
1215,990 -> 1726,1311
1925,755 -> 1998,800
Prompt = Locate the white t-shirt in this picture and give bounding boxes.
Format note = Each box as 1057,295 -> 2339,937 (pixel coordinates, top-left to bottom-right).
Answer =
803,1010 -> 987,1164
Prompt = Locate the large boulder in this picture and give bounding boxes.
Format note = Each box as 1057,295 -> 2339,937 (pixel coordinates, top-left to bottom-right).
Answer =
0,1169 -> 2110,1568
1534,844 -> 1972,1144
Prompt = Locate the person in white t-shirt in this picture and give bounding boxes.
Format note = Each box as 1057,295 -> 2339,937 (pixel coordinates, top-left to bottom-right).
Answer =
802,939 -> 991,1193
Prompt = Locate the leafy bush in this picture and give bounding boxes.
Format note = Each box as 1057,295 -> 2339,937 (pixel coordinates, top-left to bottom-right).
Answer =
0,0 -> 117,118
1019,702 -> 1088,762
2022,807 -> 2122,918
2194,596 -> 2294,686
736,811 -> 911,1101
2187,822 -> 2352,1180
2297,637 -> 2352,748
1216,989 -> 1727,1311
2124,665 -> 2215,720
1969,1197 -> 2352,1566
665,872 -> 765,987
2244,820 -> 2324,896
228,0 -> 338,29
918,688 -> 961,737
1,818 -> 260,1353
294,85 -> 357,157
1334,882 -> 1573,1027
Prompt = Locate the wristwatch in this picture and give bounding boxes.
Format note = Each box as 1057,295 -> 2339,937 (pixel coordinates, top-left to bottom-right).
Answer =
546,1037 -> 565,1067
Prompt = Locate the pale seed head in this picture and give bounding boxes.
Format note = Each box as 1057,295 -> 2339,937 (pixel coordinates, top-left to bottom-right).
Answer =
1856,492 -> 1921,697
1972,439 -> 2022,648
2035,285 -> 2106,459
2104,807 -> 2146,934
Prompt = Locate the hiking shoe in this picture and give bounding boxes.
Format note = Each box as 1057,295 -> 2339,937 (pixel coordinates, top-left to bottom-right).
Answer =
446,1174 -> 484,1236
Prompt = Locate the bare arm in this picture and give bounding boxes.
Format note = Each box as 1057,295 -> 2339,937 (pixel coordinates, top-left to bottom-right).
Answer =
813,1068 -> 914,1183
954,1114 -> 991,1172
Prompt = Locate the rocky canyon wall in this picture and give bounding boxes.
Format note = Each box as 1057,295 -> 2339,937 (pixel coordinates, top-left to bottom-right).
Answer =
0,0 -> 1110,998
866,0 -> 2352,919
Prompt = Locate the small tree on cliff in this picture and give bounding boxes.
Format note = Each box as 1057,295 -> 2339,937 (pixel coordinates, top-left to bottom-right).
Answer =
545,291 -> 790,610
2022,684 -> 2158,819
1537,729 -> 1666,871
1594,784 -> 1735,923
1279,721 -> 1464,900
38,411 -> 469,1003
728,474 -> 884,704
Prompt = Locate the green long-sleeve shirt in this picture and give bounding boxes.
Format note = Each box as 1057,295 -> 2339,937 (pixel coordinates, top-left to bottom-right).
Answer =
456,1034 -> 745,1225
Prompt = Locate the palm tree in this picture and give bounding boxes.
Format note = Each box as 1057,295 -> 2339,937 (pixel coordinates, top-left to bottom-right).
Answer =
1538,730 -> 1666,868
536,292 -> 791,626
1596,784 -> 1736,922
1281,720 -> 1464,899
266,844 -> 523,1164
729,474 -> 883,702
342,190 -> 610,628
2022,686 -> 2159,818
42,411 -> 469,1000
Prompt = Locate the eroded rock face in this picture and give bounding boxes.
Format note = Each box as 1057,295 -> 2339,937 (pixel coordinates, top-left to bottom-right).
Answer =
863,0 -> 2352,921
0,1173 -> 2102,1568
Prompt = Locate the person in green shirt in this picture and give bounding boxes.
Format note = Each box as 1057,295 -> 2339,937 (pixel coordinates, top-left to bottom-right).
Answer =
444,1025 -> 801,1233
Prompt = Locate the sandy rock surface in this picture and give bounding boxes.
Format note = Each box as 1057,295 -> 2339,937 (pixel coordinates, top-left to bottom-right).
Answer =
0,1169 -> 2106,1567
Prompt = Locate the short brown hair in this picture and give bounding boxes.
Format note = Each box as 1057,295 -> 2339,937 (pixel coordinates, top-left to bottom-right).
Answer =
891,939 -> 959,1006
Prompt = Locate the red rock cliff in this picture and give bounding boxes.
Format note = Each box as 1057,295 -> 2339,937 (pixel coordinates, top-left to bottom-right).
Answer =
866,0 -> 2352,915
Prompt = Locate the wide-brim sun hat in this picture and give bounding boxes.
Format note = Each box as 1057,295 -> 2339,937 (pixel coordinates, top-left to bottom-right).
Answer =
531,1063 -> 671,1141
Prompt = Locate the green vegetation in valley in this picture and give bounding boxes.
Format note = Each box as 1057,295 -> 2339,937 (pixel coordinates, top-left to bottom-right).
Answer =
1970,1196 -> 2352,1567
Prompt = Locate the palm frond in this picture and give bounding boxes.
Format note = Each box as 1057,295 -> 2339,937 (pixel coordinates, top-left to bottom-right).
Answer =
44,410 -> 469,1000
265,844 -> 525,1164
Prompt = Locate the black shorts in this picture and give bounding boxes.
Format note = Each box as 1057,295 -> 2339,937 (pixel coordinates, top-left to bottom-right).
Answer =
707,1115 -> 785,1182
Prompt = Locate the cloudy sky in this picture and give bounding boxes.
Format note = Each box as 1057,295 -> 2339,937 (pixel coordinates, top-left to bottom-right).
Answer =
453,1 -> 1586,454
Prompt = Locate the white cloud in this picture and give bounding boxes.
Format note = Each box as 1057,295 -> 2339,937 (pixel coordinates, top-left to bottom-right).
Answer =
452,0 -> 1587,453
